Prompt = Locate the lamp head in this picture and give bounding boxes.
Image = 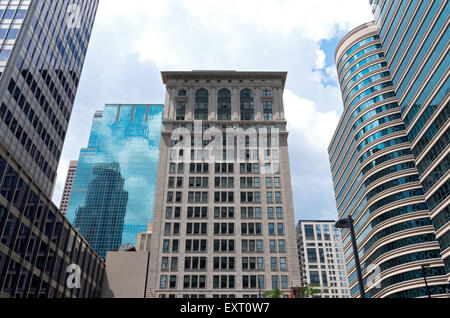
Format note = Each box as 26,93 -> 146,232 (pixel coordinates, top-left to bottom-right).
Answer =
335,218 -> 351,229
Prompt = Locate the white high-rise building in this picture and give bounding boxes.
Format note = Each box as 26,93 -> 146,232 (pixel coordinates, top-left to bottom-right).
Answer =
296,220 -> 350,298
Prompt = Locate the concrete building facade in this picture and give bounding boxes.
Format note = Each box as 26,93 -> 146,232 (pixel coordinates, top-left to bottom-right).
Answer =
147,71 -> 300,298
296,220 -> 350,298
59,160 -> 77,216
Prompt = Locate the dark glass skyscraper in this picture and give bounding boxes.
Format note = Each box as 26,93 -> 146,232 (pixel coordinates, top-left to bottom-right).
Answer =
0,0 -> 98,197
0,0 -> 104,298
66,104 -> 164,259
74,162 -> 128,257
370,0 -> 449,281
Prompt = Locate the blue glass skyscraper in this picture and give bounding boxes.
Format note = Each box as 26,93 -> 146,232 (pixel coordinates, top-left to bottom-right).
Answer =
66,104 -> 163,259
329,1 -> 449,298
370,0 -> 449,282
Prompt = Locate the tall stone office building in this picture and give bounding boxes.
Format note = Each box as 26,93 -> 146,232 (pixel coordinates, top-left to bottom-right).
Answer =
369,0 -> 449,282
0,1 -> 104,297
148,71 -> 300,298
329,19 -> 448,298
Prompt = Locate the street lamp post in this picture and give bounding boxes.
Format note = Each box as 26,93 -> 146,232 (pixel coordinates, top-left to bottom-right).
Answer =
421,264 -> 432,298
335,216 -> 366,298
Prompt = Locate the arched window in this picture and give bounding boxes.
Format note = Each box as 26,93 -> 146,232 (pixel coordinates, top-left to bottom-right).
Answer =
217,88 -> 231,120
240,89 -> 254,121
194,89 -> 209,120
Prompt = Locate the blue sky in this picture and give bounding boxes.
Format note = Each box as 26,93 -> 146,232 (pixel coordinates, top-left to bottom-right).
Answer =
52,0 -> 374,222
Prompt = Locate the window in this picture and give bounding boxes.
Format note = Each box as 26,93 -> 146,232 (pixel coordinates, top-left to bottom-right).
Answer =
176,101 -> 186,120
240,89 -> 254,120
263,101 -> 273,121
241,223 -> 262,235
272,276 -> 279,289
266,177 -> 273,188
281,276 -> 288,289
274,177 -> 281,188
214,207 -> 234,219
214,223 -> 235,235
213,275 -> 235,289
160,275 -> 167,289
184,275 -> 206,289
304,225 -> 315,240
278,240 -> 286,252
307,248 -> 318,263
185,257 -> 207,270
163,240 -> 170,252
195,89 -> 209,120
215,163 -> 234,174
187,207 -> 208,219
262,89 -> 271,97
269,240 -> 276,252
218,89 -> 232,120
242,240 -> 264,253
241,207 -> 261,219
169,276 -> 177,289
213,239 -> 235,252
161,257 -> 169,271
275,192 -> 281,203
214,191 -> 234,203
185,240 -> 207,252
266,192 -> 273,203
268,207 -> 274,219
213,257 -> 235,270
186,223 -> 207,235
270,257 -> 277,271
280,258 -> 287,271
277,223 -> 284,235
276,207 -> 283,219
268,223 -> 275,236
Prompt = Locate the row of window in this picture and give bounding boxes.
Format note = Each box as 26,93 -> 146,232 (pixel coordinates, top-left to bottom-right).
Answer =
165,206 -> 284,220
162,222 -> 285,236
160,274 -> 289,290
161,239 -> 287,253
160,256 -> 288,272
176,88 -> 274,121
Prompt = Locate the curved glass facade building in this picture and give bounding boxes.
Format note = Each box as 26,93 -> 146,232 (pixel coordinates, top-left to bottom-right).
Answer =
370,0 -> 450,283
66,104 -> 163,259
329,22 -> 448,298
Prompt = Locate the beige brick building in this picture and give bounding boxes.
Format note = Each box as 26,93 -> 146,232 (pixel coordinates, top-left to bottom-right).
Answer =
59,160 -> 78,216
147,71 -> 300,298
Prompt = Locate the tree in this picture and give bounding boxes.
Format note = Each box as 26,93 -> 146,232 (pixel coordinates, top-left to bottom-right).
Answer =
263,288 -> 283,298
304,284 -> 321,298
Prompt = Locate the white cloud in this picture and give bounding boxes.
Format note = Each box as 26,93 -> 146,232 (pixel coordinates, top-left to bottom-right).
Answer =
53,0 -> 375,221
284,89 -> 339,152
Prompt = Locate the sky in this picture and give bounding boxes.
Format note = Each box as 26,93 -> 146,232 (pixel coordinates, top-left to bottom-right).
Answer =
51,0 -> 374,222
